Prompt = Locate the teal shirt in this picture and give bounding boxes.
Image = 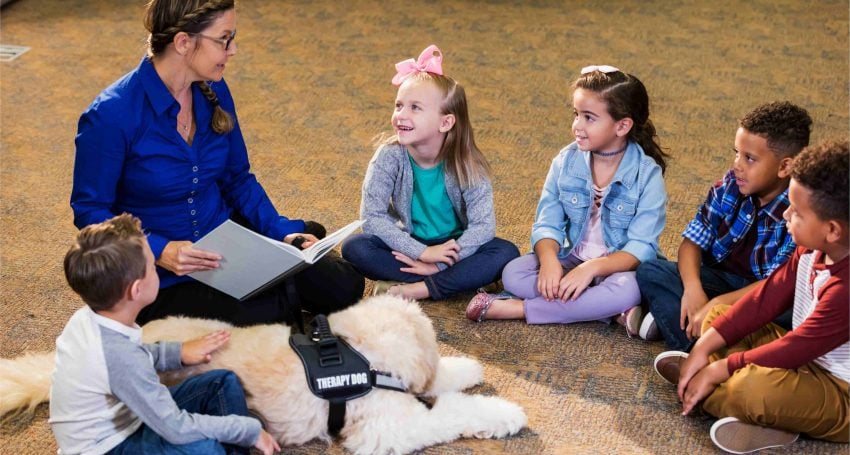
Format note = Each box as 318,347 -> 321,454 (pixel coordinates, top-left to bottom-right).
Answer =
408,155 -> 463,241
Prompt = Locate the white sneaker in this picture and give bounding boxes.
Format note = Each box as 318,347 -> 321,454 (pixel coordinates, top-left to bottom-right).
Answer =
639,312 -> 661,340
710,417 -> 799,453
371,280 -> 402,296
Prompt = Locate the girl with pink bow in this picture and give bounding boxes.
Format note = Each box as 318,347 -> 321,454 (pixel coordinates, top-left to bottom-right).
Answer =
341,45 -> 519,301
466,66 -> 670,336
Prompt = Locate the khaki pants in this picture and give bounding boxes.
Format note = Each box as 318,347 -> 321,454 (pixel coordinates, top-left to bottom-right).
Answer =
700,304 -> 849,442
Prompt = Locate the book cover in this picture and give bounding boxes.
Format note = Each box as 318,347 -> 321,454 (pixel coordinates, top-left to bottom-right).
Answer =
189,219 -> 363,300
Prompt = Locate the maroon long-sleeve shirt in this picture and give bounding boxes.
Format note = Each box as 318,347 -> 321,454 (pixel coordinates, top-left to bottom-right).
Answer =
712,247 -> 849,380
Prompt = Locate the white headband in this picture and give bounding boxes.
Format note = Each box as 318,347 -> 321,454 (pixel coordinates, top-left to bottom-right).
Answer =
580,65 -> 620,74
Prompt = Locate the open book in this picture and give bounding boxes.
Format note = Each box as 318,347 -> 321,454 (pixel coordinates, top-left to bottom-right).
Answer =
189,219 -> 364,300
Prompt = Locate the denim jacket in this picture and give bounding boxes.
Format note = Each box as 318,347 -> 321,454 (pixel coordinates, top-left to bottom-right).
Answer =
530,141 -> 667,263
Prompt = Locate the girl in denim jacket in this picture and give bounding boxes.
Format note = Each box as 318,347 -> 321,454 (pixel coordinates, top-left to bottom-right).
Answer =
467,66 -> 668,332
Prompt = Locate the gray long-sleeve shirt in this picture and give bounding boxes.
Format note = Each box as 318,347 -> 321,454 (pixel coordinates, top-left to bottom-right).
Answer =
49,306 -> 260,454
360,144 -> 496,270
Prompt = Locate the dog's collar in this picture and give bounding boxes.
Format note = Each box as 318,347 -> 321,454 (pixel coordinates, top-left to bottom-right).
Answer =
372,370 -> 406,392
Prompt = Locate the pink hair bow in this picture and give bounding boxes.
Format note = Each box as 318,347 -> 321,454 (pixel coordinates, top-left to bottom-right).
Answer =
391,44 -> 443,86
581,65 -> 620,74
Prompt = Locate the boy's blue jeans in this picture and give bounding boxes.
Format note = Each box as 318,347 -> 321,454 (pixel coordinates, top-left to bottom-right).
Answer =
637,259 -> 754,352
342,234 -> 519,299
637,259 -> 794,351
108,370 -> 252,455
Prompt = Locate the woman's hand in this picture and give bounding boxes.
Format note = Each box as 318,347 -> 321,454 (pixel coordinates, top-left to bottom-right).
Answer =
254,429 -> 281,455
283,232 -> 319,249
180,330 -> 230,365
419,240 -> 460,266
681,359 -> 729,415
392,251 -> 440,276
558,261 -> 598,301
157,241 -> 222,275
536,257 -> 564,301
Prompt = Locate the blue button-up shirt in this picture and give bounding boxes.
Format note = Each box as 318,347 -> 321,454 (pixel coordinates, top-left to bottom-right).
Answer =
71,57 -> 304,288
682,169 -> 794,279
531,141 -> 667,263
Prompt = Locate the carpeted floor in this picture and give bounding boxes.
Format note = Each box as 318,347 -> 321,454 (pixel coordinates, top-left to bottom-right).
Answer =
1,0 -> 848,453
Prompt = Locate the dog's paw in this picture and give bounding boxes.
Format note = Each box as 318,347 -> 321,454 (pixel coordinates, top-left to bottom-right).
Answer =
462,396 -> 527,439
424,357 -> 484,396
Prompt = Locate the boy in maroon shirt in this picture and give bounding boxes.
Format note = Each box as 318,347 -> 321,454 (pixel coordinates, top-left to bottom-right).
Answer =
654,140 -> 849,453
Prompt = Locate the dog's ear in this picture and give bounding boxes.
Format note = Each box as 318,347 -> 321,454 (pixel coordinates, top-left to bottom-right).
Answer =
328,295 -> 440,393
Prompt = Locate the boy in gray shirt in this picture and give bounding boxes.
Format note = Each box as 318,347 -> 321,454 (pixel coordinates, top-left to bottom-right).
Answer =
49,214 -> 279,454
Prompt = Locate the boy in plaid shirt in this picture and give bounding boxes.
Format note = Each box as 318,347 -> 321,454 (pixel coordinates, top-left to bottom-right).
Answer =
635,102 -> 811,350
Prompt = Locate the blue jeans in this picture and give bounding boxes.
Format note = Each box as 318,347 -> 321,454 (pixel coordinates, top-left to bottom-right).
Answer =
342,234 -> 519,299
637,259 -> 756,352
108,370 -> 252,455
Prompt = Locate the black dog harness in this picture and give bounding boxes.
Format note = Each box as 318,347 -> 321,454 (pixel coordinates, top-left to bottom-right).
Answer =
289,315 -> 408,435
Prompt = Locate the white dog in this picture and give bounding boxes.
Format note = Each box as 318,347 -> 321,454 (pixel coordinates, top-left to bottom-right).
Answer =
0,295 -> 527,454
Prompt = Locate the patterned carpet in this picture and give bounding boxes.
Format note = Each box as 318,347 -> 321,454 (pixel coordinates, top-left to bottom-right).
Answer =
1,0 -> 848,453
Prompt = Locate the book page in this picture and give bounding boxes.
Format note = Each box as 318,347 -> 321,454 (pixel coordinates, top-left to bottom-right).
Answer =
189,220 -> 306,299
302,220 -> 365,263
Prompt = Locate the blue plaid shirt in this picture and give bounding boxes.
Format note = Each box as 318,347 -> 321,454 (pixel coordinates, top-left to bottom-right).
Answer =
682,170 -> 795,279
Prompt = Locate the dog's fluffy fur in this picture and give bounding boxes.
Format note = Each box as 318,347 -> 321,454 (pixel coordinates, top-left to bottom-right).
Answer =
0,295 -> 526,454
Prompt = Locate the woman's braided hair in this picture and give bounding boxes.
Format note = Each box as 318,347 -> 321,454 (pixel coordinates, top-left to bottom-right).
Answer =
144,0 -> 235,134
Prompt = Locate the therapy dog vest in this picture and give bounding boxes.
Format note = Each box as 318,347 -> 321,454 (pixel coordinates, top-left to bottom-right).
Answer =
290,315 -> 407,435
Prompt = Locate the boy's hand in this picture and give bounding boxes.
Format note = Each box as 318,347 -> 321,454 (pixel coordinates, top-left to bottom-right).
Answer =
392,251 -> 440,276
676,351 -> 710,402
681,359 -> 729,415
419,240 -> 460,266
686,301 -> 714,339
680,287 -> 709,337
537,257 -> 564,301
254,429 -> 281,455
558,261 -> 597,301
181,330 -> 230,365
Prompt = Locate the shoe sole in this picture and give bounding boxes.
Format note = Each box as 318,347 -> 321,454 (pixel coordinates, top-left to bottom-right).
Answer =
653,351 -> 688,385
639,313 -> 660,340
710,417 -> 799,454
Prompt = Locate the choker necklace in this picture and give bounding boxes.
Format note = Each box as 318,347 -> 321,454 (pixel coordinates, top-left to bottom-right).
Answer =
592,146 -> 626,157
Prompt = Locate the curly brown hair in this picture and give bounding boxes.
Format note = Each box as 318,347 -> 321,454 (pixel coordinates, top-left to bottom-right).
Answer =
740,101 -> 812,158
790,140 -> 849,222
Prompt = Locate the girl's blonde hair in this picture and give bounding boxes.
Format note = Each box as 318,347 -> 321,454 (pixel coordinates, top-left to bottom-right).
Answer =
379,72 -> 490,188
144,0 -> 235,134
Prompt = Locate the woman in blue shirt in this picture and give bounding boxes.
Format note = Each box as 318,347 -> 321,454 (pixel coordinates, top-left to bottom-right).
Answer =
70,0 -> 364,326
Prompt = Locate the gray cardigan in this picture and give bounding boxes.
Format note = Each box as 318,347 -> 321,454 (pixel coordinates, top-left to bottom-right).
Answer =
360,144 -> 496,270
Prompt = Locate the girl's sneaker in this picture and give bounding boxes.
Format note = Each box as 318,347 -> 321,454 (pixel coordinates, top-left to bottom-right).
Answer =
466,291 -> 514,322
615,305 -> 643,337
371,280 -> 402,296
710,417 -> 799,453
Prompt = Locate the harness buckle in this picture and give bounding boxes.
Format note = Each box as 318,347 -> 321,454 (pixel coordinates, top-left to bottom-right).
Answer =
317,337 -> 343,366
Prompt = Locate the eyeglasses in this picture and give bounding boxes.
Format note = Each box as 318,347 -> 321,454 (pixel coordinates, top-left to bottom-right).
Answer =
193,31 -> 236,51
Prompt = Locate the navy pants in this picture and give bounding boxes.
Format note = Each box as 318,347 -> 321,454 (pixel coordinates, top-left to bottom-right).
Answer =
637,258 -> 792,351
108,370 -> 253,455
342,234 -> 519,299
